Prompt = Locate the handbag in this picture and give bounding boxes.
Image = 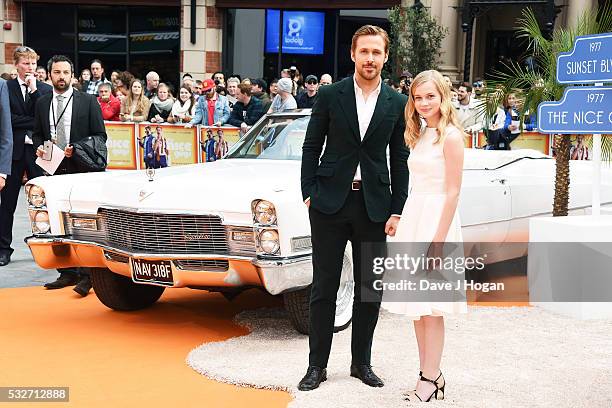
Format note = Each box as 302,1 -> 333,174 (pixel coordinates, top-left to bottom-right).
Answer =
71,135 -> 108,172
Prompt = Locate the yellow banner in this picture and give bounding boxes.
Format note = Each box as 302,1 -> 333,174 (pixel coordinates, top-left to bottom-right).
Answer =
476,131 -> 552,154
511,132 -> 550,153
137,124 -> 198,168
200,126 -> 241,162
105,122 -> 137,170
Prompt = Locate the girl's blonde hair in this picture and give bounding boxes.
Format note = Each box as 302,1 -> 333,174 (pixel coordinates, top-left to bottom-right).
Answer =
404,69 -> 463,148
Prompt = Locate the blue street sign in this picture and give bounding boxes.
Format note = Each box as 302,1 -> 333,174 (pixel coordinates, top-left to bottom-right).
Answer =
538,86 -> 612,134
556,33 -> 612,84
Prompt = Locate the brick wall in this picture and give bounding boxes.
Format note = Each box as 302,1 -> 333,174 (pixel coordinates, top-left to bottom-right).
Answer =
205,51 -> 221,72
4,43 -> 21,65
5,0 -> 22,22
206,6 -> 222,29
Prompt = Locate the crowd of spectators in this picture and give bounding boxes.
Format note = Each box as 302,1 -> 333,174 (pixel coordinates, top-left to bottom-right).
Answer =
0,55 -> 589,156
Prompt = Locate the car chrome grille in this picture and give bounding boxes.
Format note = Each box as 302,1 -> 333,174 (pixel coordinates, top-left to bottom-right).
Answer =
98,208 -> 230,255
173,259 -> 229,272
103,251 -> 129,263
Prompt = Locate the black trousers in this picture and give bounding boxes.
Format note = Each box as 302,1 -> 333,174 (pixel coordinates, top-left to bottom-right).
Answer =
0,145 -> 42,255
308,189 -> 386,368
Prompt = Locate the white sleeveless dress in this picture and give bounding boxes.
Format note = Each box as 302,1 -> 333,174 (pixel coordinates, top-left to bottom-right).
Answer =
382,126 -> 468,319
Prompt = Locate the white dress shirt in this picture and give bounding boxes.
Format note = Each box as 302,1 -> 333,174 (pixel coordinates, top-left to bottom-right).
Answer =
49,87 -> 74,144
353,75 -> 381,181
17,76 -> 34,145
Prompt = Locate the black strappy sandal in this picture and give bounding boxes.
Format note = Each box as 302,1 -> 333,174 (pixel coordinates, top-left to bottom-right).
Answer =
404,371 -> 445,402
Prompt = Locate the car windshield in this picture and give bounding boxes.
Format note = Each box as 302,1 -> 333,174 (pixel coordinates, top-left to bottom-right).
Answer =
225,115 -> 310,160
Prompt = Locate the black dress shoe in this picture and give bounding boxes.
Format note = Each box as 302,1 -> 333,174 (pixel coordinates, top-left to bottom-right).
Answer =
73,275 -> 92,297
44,273 -> 79,289
297,366 -> 327,391
350,364 -> 384,387
0,253 -> 10,266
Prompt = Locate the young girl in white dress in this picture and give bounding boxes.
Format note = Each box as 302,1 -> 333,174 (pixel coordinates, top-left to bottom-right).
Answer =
382,70 -> 467,402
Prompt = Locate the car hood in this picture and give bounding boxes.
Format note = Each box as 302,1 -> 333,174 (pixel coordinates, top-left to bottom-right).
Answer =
68,159 -> 302,216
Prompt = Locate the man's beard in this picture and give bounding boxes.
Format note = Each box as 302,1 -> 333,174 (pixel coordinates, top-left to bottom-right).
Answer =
357,64 -> 379,81
53,80 -> 70,92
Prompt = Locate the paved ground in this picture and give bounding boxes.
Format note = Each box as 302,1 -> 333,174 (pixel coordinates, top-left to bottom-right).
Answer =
0,187 -> 57,288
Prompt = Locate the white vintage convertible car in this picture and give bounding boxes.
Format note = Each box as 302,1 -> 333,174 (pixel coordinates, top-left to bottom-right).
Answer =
25,110 -> 612,333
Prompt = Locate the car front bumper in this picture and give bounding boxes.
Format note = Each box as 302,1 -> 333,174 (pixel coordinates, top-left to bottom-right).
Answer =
26,236 -> 312,295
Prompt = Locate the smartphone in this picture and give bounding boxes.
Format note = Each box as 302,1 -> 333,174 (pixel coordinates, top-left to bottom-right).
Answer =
42,140 -> 53,161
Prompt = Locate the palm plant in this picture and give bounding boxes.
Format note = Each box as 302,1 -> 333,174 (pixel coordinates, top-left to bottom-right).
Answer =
483,6 -> 612,216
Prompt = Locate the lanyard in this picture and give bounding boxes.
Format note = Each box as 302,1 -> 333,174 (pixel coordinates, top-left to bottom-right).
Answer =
51,93 -> 74,137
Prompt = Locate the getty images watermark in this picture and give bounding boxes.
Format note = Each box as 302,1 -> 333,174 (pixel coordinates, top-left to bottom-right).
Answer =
371,250 -> 504,294
359,241 -> 612,303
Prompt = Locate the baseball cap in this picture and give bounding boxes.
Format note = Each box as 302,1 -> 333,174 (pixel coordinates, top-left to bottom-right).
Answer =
202,78 -> 215,91
305,75 -> 318,83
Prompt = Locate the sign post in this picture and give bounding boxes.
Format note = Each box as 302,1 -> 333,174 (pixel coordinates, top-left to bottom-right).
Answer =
538,32 -> 612,217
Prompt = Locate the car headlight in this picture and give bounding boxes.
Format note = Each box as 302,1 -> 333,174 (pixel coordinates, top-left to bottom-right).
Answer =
31,210 -> 50,234
257,229 -> 280,255
27,185 -> 46,208
251,200 -> 277,226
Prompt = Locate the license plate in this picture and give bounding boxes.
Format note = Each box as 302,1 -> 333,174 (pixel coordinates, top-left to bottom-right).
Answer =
131,259 -> 174,287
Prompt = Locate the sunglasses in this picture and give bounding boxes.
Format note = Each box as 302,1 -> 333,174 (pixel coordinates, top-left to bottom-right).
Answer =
307,81 -> 318,85
15,46 -> 35,53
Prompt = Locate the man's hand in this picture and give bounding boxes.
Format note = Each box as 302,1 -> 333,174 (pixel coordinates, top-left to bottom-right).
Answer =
509,124 -> 518,131
0,177 -> 5,191
25,73 -> 37,93
304,198 -> 311,208
64,145 -> 74,158
36,145 -> 45,158
214,121 -> 222,127
240,122 -> 249,132
184,123 -> 193,128
384,215 -> 400,236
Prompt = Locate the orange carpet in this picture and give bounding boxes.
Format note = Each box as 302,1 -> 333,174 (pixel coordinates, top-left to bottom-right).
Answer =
0,286 -> 292,407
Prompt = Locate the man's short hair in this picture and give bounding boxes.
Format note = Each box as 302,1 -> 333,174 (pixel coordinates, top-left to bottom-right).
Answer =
13,46 -> 39,64
146,71 -> 159,80
47,55 -> 74,74
195,79 -> 203,85
36,65 -> 46,72
226,77 -> 240,86
459,82 -> 473,93
252,78 -> 267,91
182,73 -> 193,79
90,59 -> 103,67
351,25 -> 389,54
237,83 -> 252,96
98,82 -> 112,92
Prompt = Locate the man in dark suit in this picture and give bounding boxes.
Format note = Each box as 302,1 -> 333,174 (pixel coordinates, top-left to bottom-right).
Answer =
33,55 -> 107,296
299,25 -> 409,391
0,46 -> 52,267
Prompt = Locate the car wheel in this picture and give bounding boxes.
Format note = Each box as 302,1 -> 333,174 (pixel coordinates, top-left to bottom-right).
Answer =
90,268 -> 165,311
283,244 -> 354,334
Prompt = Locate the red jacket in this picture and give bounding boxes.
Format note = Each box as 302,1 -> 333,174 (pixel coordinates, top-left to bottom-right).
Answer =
98,94 -> 121,122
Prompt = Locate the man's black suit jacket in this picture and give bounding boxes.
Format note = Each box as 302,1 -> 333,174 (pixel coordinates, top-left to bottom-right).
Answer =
7,78 -> 52,161
301,77 -> 410,223
32,89 -> 107,174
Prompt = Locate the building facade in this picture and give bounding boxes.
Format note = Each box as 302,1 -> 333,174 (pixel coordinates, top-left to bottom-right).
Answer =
0,0 -> 602,87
